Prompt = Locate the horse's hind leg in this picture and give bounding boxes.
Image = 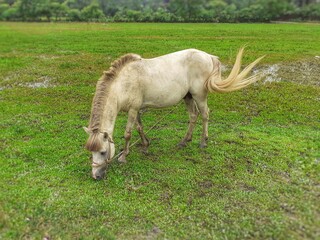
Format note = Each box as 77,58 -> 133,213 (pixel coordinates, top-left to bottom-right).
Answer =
118,109 -> 138,163
178,94 -> 199,148
136,111 -> 150,153
193,95 -> 209,148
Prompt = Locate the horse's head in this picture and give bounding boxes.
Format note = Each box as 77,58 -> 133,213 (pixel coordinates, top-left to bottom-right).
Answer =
83,127 -> 115,180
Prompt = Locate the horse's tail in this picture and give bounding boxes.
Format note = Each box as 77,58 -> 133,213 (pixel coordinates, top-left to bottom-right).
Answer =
205,48 -> 265,93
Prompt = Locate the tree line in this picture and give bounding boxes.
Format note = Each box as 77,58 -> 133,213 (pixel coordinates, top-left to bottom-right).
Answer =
1,0 -> 319,22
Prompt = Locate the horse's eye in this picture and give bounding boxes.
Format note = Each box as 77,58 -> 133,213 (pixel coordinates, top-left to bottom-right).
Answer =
100,151 -> 107,156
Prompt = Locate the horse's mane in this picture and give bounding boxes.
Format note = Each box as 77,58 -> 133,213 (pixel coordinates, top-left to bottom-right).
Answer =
86,53 -> 141,151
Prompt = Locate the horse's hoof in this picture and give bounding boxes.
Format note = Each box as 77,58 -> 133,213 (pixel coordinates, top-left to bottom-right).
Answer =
177,142 -> 187,148
118,155 -> 127,163
199,143 -> 207,148
142,148 -> 148,155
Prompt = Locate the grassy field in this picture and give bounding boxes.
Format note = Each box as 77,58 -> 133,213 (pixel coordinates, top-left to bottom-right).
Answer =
0,22 -> 319,239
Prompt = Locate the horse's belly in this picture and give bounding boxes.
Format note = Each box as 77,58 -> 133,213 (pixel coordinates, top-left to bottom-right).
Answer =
141,81 -> 189,108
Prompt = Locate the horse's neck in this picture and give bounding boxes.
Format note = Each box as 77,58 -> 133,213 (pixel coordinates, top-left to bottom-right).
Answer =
100,95 -> 118,137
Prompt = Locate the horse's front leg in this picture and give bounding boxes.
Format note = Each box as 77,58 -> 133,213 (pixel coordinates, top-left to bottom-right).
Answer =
118,109 -> 138,163
136,112 -> 150,153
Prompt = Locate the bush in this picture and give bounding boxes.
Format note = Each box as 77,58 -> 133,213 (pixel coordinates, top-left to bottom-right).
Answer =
81,2 -> 105,22
153,8 -> 173,22
113,9 -> 128,22
0,3 -> 9,20
301,3 -> 320,20
67,9 -> 81,21
238,5 -> 266,22
0,3 -> 9,13
217,4 -> 237,22
1,6 -> 19,20
125,9 -> 142,22
258,0 -> 296,21
49,2 -> 68,21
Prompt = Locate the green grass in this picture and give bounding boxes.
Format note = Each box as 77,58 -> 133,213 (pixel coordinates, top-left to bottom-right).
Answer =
0,22 -> 319,239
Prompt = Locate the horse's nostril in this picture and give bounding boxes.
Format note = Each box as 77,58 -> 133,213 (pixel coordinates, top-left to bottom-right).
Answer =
93,168 -> 106,180
94,174 -> 104,180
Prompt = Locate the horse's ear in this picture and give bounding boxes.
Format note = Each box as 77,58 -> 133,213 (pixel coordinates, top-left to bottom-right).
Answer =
83,127 -> 91,135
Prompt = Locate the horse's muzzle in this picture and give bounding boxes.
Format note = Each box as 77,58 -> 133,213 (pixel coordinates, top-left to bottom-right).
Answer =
92,166 -> 107,180
93,174 -> 104,180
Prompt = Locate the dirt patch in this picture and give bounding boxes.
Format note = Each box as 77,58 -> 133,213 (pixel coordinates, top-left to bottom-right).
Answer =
23,76 -> 55,89
256,57 -> 320,86
256,64 -> 281,83
222,57 -> 320,86
38,55 -> 60,60
0,76 -> 55,90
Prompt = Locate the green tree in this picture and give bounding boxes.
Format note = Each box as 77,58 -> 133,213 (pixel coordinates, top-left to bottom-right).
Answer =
257,0 -> 296,20
81,1 -> 105,21
18,0 -> 37,20
67,8 -> 81,21
64,0 -> 91,10
36,0 -> 52,21
50,1 -> 68,20
1,1 -> 19,20
300,2 -> 320,20
168,0 -> 206,20
0,2 -> 10,19
1,0 -> 15,6
238,4 -> 266,22
202,0 -> 228,22
153,7 -> 173,22
0,2 -> 9,12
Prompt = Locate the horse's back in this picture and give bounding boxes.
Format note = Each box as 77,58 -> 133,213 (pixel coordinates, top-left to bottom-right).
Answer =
128,49 -> 215,108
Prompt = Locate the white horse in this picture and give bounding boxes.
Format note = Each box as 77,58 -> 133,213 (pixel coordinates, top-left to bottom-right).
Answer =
84,48 -> 264,179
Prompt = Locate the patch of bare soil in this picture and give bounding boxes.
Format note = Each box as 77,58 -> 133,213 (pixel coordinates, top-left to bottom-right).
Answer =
256,57 -> 320,86
0,76 -> 55,91
23,76 -> 54,89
